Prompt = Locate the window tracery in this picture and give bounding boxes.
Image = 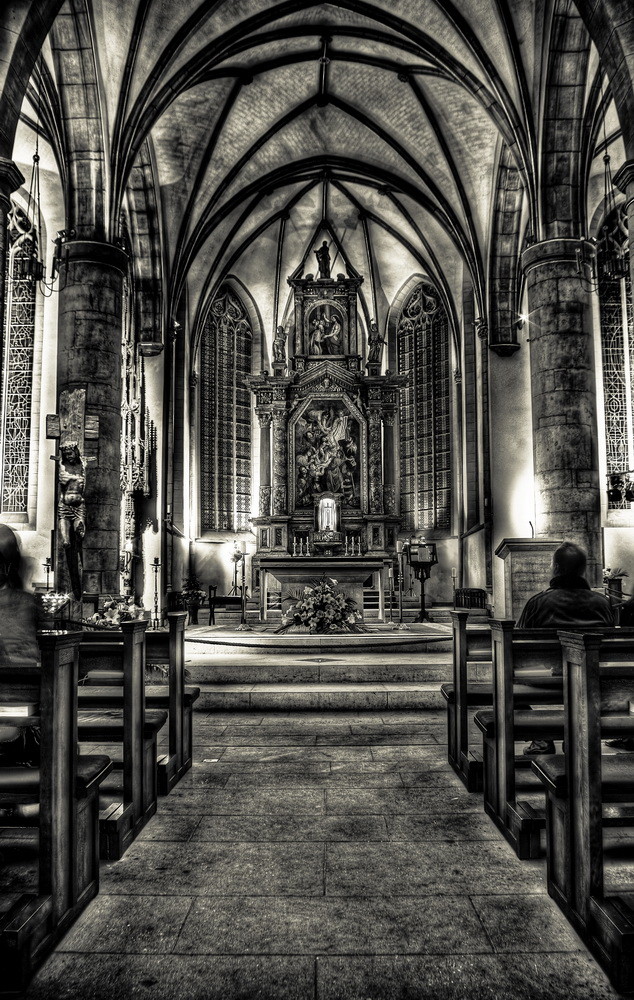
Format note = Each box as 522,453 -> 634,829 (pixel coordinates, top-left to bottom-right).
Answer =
201,286 -> 252,531
0,203 -> 37,515
598,206 -> 634,510
397,281 -> 451,532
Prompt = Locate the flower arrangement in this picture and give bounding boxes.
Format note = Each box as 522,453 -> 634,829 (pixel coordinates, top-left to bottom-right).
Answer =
276,575 -> 365,634
83,595 -> 145,629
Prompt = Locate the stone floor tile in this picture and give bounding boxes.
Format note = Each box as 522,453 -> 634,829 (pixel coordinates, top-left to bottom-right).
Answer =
56,894 -> 192,953
99,842 -> 324,896
325,787 -> 483,815
325,841 -> 545,896
27,954 -> 315,1000
174,894 -> 493,955
386,813 -> 499,841
192,814 -> 389,842
205,787 -> 326,814
137,814 -> 203,842
209,733 -> 319,746
315,953 -> 621,1000
470,894 -> 585,953
222,771 -> 405,787
220,746 -> 374,762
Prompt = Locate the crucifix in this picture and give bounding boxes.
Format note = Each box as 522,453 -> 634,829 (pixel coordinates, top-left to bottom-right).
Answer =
47,388 -> 99,600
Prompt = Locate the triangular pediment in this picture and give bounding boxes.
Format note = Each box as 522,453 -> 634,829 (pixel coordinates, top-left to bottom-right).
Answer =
295,360 -> 358,393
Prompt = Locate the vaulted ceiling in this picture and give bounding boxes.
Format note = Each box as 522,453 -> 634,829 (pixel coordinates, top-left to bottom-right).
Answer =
9,0 -> 628,346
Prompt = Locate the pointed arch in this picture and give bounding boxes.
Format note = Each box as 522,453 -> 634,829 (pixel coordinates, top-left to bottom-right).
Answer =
199,282 -> 255,532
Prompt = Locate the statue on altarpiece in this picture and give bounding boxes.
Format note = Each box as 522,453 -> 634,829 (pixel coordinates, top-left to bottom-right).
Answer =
315,240 -> 331,279
272,325 -> 287,363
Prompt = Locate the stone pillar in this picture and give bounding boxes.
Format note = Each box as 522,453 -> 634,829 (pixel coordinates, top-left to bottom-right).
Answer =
271,410 -> 287,515
57,240 -> 129,595
258,411 -> 272,515
520,238 -> 601,584
382,412 -> 397,515
0,158 -> 25,373
368,409 -> 383,514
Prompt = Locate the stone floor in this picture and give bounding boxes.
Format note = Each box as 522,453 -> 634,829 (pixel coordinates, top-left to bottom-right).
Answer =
27,710 -> 625,999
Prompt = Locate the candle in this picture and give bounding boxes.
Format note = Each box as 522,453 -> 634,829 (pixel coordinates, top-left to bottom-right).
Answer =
240,540 -> 246,554
451,567 -> 457,579
396,540 -> 404,554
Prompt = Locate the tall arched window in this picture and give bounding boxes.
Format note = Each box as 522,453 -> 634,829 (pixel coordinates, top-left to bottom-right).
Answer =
397,281 -> 451,531
0,203 -> 37,516
200,286 -> 252,531
598,205 -> 633,510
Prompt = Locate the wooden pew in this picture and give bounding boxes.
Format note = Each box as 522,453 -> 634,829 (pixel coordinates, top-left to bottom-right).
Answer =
0,632 -> 111,996
76,619 -> 167,859
441,610 -> 492,790
475,621 -> 633,859
79,612 -> 199,794
532,631 -> 634,995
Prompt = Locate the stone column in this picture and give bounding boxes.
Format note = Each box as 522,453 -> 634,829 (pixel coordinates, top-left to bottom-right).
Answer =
258,410 -> 272,515
271,410 -> 288,515
368,409 -> 383,514
0,158 -> 25,373
57,240 -> 129,595
382,412 -> 397,515
521,238 -> 601,583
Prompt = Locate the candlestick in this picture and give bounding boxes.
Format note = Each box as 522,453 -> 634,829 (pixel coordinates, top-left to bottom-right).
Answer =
151,557 -> 161,630
293,536 -> 297,556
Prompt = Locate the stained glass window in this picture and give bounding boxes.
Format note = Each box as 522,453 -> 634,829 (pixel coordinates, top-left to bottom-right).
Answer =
201,286 -> 252,531
598,206 -> 633,510
0,204 -> 37,515
397,281 -> 451,531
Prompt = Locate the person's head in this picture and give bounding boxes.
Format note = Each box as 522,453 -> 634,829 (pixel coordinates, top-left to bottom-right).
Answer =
0,523 -> 23,589
552,542 -> 587,580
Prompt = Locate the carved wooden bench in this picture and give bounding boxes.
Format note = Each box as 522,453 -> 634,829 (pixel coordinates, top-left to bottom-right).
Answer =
76,620 -> 166,859
532,630 -> 634,995
474,621 -> 633,859
0,632 -> 111,996
79,612 -> 199,794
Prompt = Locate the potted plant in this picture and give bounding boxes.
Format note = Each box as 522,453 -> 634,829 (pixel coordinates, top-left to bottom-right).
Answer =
182,576 -> 206,625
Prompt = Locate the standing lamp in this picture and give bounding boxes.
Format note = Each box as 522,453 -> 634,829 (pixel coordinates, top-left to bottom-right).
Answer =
151,557 -> 161,629
396,540 -> 410,630
407,535 -> 438,623
236,541 -> 252,632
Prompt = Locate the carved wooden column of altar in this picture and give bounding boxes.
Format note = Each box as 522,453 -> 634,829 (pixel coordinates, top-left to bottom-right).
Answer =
368,408 -> 383,514
258,410 -> 272,515
272,410 -> 288,515
382,411 -> 397,516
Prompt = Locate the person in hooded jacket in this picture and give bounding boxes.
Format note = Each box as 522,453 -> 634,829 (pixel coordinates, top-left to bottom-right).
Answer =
517,541 -> 614,755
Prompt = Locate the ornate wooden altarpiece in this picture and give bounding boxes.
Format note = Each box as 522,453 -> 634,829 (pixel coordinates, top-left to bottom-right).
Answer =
248,252 -> 405,616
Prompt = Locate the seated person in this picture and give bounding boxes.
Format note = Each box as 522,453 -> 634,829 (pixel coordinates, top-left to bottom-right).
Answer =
0,524 -> 41,770
517,541 -> 614,756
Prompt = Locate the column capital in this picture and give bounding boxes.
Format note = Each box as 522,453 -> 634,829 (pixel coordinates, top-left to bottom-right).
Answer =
0,157 -> 24,206
521,237 -> 595,276
614,159 -> 634,195
62,239 -> 129,275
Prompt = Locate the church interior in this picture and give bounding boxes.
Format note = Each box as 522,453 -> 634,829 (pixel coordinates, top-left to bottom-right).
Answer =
1,1 -> 634,997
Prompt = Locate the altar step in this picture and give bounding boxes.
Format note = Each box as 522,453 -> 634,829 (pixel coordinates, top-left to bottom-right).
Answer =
185,643 -> 471,712
211,596 -> 450,628
185,651 -> 462,686
191,681 -> 447,712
